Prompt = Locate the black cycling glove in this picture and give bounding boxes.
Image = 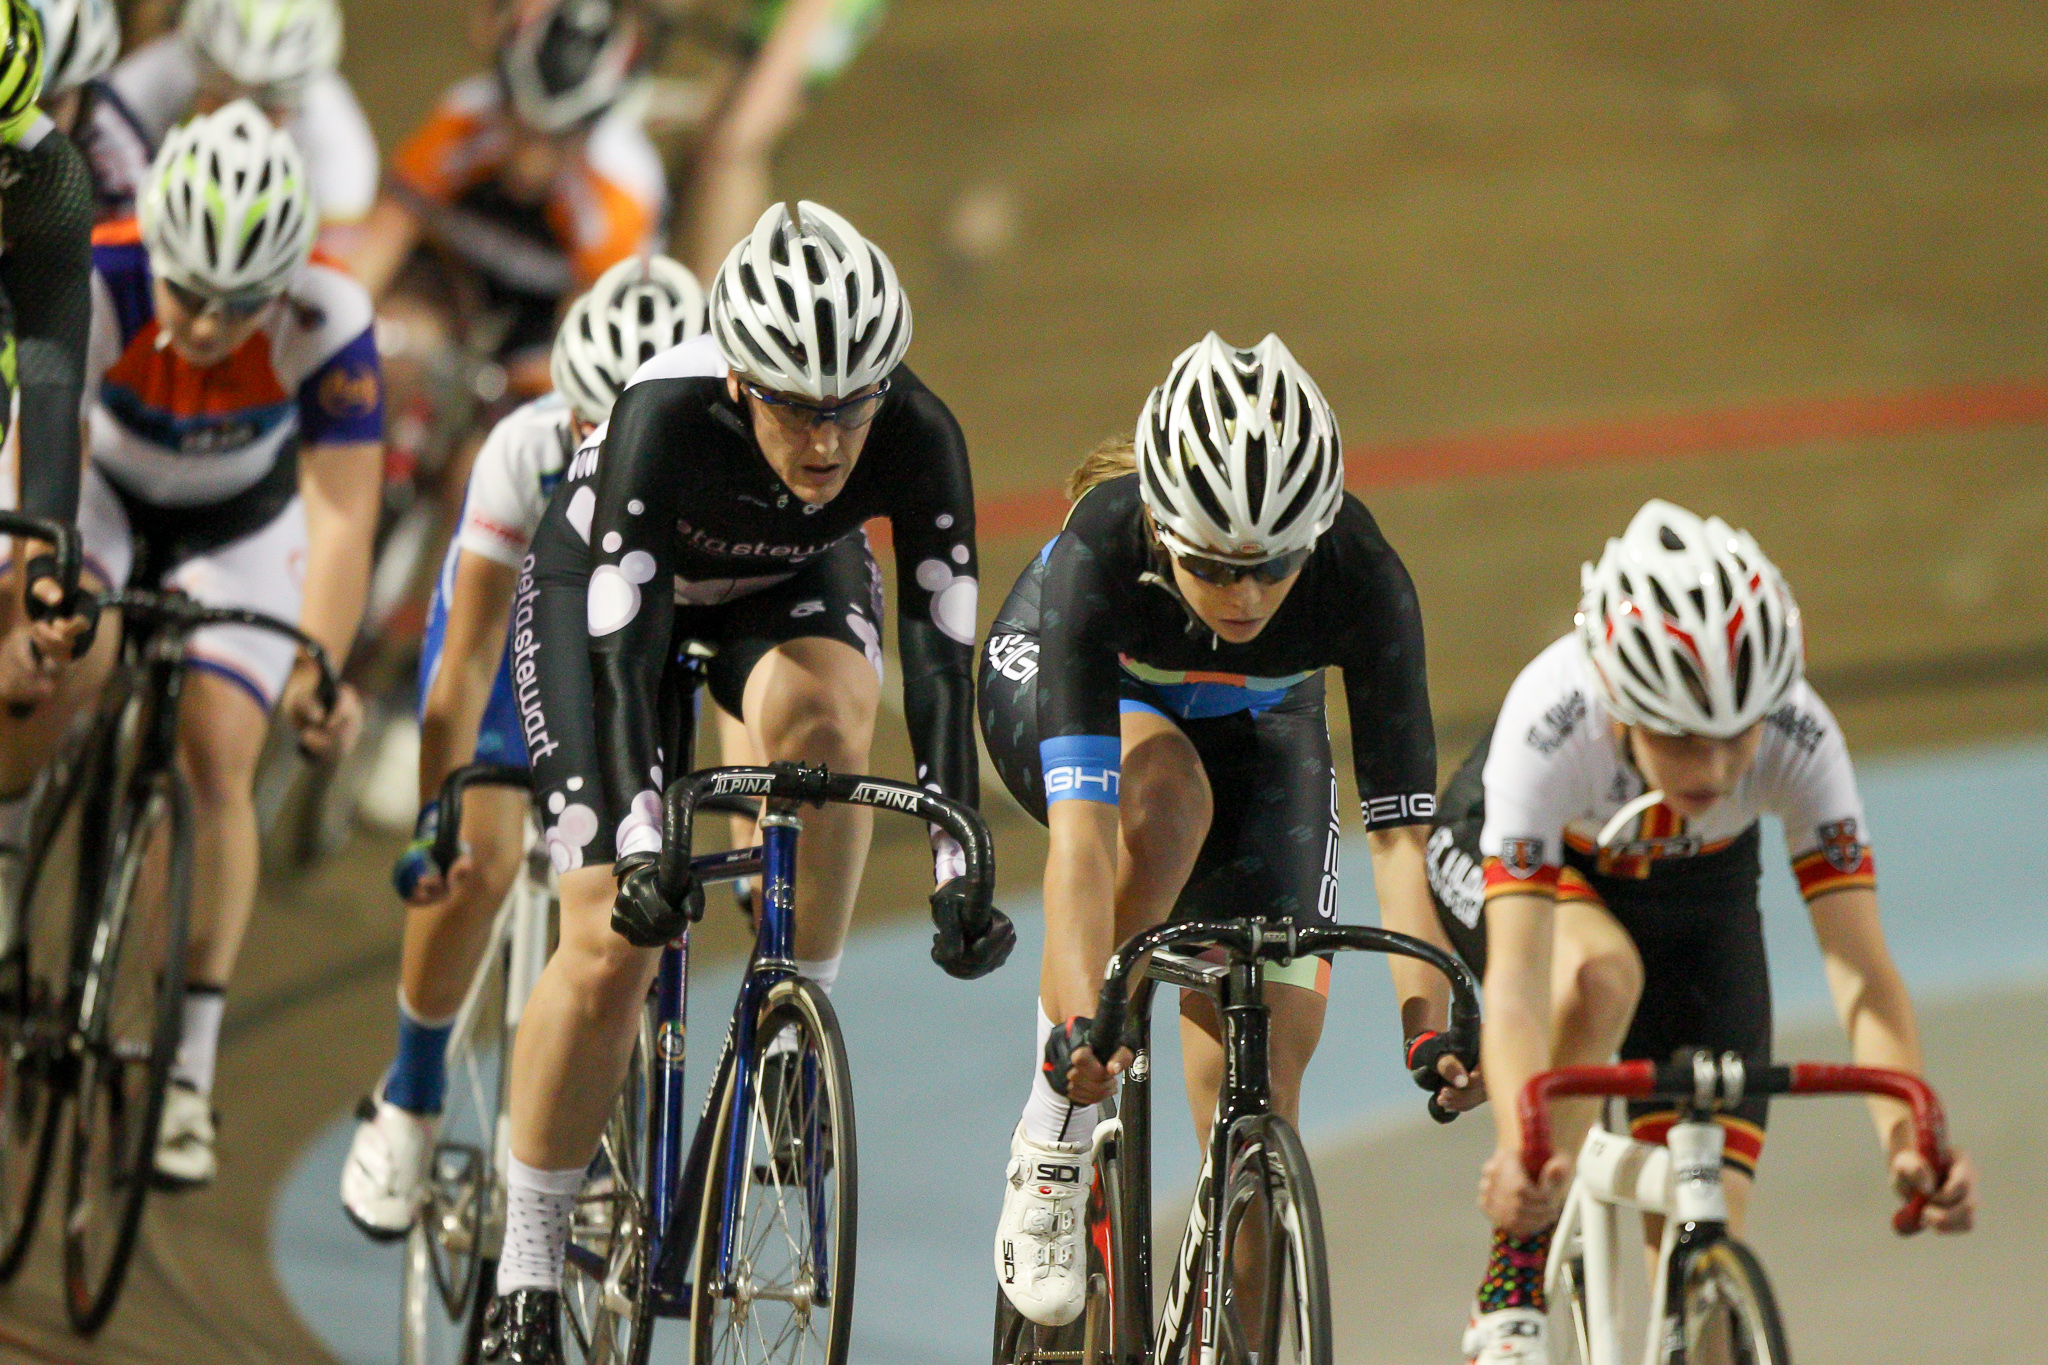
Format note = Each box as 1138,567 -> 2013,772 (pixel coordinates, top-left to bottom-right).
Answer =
929,876 -> 1014,979
611,852 -> 703,948
1407,1029 -> 1465,1125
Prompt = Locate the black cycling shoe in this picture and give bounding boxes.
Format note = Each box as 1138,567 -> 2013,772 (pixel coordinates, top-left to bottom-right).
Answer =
479,1287 -> 564,1364
755,1045 -> 831,1184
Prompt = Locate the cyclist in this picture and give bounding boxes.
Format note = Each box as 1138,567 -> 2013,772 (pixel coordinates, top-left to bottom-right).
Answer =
474,200 -> 1008,1360
674,0 -> 886,279
83,0 -> 377,232
1435,499 -> 1977,1364
0,0 -> 98,710
338,253 -> 709,1239
0,101 -> 382,1187
342,0 -> 663,404
979,332 -> 1472,1327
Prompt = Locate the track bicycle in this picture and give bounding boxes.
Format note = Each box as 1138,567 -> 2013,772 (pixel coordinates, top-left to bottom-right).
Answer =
539,757 -> 995,1365
1522,1051 -> 1955,1365
994,915 -> 1483,1365
0,582 -> 337,1334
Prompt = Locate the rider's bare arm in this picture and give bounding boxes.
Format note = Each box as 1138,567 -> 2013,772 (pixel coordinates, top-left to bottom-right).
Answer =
336,194 -> 424,302
418,550 -> 520,806
287,438 -> 382,744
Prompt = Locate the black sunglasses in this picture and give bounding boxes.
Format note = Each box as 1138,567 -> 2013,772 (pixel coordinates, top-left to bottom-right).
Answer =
1174,546 -> 1311,587
164,278 -> 280,324
742,379 -> 890,431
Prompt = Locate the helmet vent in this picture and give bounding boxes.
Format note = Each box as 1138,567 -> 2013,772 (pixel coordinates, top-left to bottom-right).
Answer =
1715,561 -> 1734,608
1649,579 -> 1678,617
1733,636 -> 1754,711
1181,448 -> 1231,530
1672,652 -> 1712,715
1659,525 -> 1685,551
1273,475 -> 1320,537
1242,435 -> 1268,521
813,298 -> 838,378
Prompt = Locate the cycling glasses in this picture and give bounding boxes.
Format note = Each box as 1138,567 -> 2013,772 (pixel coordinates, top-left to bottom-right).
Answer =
741,379 -> 891,432
1173,546 -> 1312,587
163,278 -> 282,324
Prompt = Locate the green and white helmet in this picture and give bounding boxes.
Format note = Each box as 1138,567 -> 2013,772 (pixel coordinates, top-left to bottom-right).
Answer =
180,0 -> 340,100
0,0 -> 45,144
140,100 -> 315,298
29,0 -> 117,98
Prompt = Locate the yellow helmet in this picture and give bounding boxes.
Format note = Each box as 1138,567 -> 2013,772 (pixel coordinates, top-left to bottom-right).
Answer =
0,0 -> 46,145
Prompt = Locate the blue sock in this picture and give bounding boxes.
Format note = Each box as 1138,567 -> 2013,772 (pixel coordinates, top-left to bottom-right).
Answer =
382,997 -> 454,1115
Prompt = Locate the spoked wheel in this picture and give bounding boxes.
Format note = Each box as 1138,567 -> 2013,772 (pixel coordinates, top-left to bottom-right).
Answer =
0,726 -> 102,1283
692,978 -> 857,1365
61,769 -> 192,1335
1678,1240 -> 1790,1365
402,942 -> 510,1365
1548,1253 -> 1599,1365
560,1003 -> 656,1365
1212,1114 -> 1331,1365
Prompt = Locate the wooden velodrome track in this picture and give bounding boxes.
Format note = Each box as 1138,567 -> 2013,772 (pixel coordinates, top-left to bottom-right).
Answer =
4,0 -> 2047,1358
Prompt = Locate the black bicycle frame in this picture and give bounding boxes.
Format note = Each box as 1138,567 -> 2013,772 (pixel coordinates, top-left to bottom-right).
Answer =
1090,918 -> 1483,1363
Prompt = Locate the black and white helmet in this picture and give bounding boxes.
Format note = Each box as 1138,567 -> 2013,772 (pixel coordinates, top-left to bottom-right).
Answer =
30,0 -> 118,97
497,0 -> 641,134
550,254 -> 707,425
1577,499 -> 1804,738
709,201 -> 911,402
1135,332 -> 1343,561
180,0 -> 341,100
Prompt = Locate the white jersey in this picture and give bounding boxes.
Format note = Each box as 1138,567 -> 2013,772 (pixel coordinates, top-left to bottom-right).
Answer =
93,36 -> 379,224
456,393 -> 577,568
1478,635 -> 1875,905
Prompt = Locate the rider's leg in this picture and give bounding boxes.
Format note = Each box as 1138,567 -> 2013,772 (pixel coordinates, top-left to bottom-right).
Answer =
713,701 -> 761,913
171,669 -> 272,1092
388,785 -> 528,1102
737,635 -> 879,974
1178,983 -> 1327,1141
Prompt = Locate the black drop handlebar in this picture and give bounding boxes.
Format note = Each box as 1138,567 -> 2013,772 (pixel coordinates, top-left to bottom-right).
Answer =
427,762 -> 766,875
1087,918 -> 1484,1079
96,588 -> 341,716
658,761 -> 995,913
0,511 -> 81,626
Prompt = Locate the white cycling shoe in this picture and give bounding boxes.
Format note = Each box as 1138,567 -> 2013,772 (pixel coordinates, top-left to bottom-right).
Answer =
994,1123 -> 1092,1327
341,1093 -> 438,1241
153,1083 -> 217,1188
1464,1306 -> 1548,1363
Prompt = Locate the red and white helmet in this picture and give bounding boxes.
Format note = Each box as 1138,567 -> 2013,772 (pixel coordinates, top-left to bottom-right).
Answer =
1576,499 -> 1803,738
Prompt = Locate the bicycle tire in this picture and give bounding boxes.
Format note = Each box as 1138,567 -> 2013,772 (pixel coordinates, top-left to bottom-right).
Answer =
1212,1113 -> 1331,1365
401,938 -> 511,1365
692,977 -> 857,1365
61,766 -> 192,1334
560,997 -> 658,1365
1676,1239 -> 1791,1365
0,720 -> 103,1282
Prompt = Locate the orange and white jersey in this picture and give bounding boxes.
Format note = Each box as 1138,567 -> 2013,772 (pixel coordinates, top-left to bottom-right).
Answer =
1478,634 -> 1875,904
389,74 -> 666,294
90,36 -> 380,225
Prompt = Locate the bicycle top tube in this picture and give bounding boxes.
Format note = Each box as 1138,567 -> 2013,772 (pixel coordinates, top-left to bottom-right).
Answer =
98,587 -> 341,714
1518,1053 -> 1952,1233
655,760 -> 995,912
1086,917 -> 1482,1068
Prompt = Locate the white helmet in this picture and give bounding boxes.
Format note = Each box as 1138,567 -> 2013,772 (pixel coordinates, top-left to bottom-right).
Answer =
1135,332 -> 1344,561
31,0 -> 118,97
1577,499 -> 1804,738
498,0 -> 641,133
180,0 -> 340,98
140,99 -> 315,297
709,201 -> 911,402
550,254 -> 707,425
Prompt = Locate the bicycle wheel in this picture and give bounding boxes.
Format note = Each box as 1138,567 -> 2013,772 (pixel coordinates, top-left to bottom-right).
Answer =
0,724 -> 102,1282
1677,1239 -> 1790,1365
401,938 -> 510,1365
61,767 -> 192,1334
1547,1252 -> 1598,1365
692,977 -> 857,1365
1212,1114 -> 1330,1365
560,999 -> 657,1365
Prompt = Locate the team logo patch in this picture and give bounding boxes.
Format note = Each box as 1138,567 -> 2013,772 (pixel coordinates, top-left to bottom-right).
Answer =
318,365 -> 381,418
1818,818 -> 1864,873
1498,836 -> 1546,880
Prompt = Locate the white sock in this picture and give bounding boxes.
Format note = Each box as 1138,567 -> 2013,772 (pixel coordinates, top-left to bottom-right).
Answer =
1019,1003 -> 1097,1148
794,955 -> 841,995
172,987 -> 227,1096
496,1157 -> 585,1295
0,792 -> 28,848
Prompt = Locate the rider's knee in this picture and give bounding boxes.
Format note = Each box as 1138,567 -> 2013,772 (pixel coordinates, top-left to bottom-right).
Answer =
758,687 -> 875,768
1119,760 -> 1210,866
1568,943 -> 1644,1023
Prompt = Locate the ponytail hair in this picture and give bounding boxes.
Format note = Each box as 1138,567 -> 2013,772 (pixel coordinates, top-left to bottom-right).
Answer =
1065,435 -> 1137,503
